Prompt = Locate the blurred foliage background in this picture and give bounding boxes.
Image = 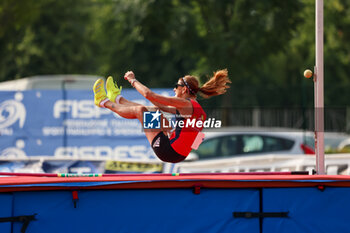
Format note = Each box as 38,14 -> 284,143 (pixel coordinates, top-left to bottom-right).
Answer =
1,0 -> 350,108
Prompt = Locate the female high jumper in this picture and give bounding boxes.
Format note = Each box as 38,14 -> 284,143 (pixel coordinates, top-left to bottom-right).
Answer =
93,70 -> 231,163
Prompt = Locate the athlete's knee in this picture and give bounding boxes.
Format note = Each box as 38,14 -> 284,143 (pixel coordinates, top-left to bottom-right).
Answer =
135,106 -> 148,118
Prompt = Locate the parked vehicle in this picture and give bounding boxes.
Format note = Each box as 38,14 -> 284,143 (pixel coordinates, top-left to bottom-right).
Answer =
187,127 -> 349,161
337,137 -> 350,152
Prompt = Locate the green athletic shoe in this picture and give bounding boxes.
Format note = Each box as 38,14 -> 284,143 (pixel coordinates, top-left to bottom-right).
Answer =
106,76 -> 122,103
93,78 -> 108,107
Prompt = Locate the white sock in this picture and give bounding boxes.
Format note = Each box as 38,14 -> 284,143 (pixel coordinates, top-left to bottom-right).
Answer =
116,95 -> 122,104
99,98 -> 109,108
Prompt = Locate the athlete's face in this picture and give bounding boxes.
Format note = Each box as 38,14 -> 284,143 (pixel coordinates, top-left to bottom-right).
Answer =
173,81 -> 186,97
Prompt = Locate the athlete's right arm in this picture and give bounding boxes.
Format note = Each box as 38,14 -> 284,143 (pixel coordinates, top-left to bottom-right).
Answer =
124,71 -> 192,110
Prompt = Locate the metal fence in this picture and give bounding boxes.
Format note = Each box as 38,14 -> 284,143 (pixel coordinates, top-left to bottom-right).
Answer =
205,107 -> 350,133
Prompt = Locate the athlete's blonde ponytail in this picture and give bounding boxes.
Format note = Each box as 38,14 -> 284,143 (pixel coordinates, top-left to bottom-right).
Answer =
198,69 -> 231,98
180,69 -> 231,98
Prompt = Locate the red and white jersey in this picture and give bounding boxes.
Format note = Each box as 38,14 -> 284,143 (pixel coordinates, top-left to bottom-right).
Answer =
169,99 -> 206,156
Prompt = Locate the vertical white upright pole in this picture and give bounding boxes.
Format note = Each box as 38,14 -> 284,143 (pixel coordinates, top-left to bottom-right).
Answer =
315,0 -> 325,174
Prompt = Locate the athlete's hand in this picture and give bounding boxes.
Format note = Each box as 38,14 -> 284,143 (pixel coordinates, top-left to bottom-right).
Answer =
124,71 -> 135,82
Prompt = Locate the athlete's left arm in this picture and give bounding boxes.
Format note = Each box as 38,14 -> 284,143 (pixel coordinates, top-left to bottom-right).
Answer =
136,83 -> 191,109
150,101 -> 177,114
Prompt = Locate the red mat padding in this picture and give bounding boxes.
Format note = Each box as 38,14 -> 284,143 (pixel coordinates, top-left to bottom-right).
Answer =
1,174 -> 350,192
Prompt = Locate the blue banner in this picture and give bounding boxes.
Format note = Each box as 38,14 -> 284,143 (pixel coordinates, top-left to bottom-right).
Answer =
0,89 -> 173,161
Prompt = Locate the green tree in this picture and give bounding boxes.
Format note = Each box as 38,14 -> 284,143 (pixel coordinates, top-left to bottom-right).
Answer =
92,0 -> 303,107
2,0 -> 350,109
92,0 -> 200,86
185,0 -> 303,108
0,0 -> 42,81
258,0 -> 350,107
0,0 -> 96,81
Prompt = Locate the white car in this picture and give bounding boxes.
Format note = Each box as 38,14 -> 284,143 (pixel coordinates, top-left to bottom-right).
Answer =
337,138 -> 350,152
187,127 -> 349,161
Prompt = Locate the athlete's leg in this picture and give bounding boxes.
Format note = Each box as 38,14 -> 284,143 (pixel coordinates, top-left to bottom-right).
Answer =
106,100 -> 182,163
104,101 -> 161,144
94,78 -> 166,145
119,97 -> 142,106
106,76 -> 142,107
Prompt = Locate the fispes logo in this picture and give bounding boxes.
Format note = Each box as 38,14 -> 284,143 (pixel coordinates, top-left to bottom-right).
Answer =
143,110 -> 161,129
0,93 -> 26,129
